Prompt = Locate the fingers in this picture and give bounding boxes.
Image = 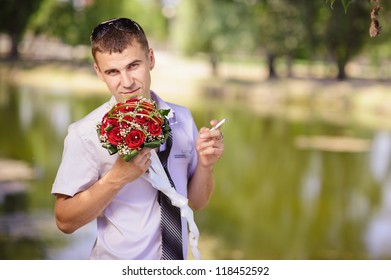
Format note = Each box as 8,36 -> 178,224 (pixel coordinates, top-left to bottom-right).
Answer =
196,120 -> 225,166
197,136 -> 224,156
198,146 -> 224,158
136,148 -> 152,168
199,119 -> 224,140
200,127 -> 223,141
110,148 -> 152,185
210,119 -> 219,127
197,137 -> 221,149
117,148 -> 151,171
216,131 -> 224,141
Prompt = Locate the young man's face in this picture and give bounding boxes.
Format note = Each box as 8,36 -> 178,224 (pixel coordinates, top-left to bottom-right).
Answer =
94,42 -> 155,102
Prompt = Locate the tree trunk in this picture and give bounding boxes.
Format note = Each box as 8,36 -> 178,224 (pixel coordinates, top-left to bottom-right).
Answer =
286,54 -> 293,78
337,60 -> 346,80
209,53 -> 218,77
8,33 -> 20,60
267,53 -> 277,79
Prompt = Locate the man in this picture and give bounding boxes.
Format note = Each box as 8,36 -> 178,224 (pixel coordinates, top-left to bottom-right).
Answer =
52,18 -> 224,259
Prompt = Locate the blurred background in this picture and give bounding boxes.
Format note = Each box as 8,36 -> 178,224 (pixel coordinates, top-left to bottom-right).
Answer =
2,0 -> 391,260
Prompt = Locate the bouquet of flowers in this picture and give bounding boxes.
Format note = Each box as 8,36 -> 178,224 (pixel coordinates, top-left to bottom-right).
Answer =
97,96 -> 171,161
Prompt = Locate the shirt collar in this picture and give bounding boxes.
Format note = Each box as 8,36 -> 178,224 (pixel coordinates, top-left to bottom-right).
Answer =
150,91 -> 176,124
108,95 -> 117,107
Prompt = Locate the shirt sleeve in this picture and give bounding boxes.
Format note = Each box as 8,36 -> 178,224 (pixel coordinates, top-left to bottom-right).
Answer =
52,123 -> 100,197
187,116 -> 199,177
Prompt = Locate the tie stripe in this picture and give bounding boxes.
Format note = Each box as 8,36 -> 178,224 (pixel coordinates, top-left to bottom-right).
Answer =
157,132 -> 184,260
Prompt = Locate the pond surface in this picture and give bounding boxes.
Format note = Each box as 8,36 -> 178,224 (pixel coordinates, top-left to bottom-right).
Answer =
1,75 -> 391,260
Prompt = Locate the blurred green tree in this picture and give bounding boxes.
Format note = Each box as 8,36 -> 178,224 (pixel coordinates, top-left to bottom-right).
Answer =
1,0 -> 387,81
0,0 -> 44,59
173,0 -> 379,80
30,0 -> 168,48
30,0 -> 127,46
324,0 -> 369,79
122,0 -> 168,44
295,0 -> 325,74
249,0 -> 306,79
173,0 -> 322,79
173,0 -> 249,76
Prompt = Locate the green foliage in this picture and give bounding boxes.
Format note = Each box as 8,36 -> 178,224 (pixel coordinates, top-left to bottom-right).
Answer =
1,0 -> 387,80
174,0 -> 373,80
251,0 -> 305,55
0,0 -> 43,34
324,0 -> 369,79
173,0 -> 259,75
121,0 -> 168,42
326,0 -> 355,13
29,0 -> 168,46
173,0 -> 247,55
173,0 -> 334,77
0,0 -> 44,58
30,0 -> 128,46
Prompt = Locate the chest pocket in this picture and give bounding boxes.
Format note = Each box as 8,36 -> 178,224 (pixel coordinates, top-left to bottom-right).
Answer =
168,133 -> 194,197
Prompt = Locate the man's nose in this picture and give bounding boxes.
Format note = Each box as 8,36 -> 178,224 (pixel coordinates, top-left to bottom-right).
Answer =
121,73 -> 134,88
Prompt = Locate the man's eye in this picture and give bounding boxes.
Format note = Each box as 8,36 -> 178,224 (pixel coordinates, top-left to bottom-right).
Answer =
106,70 -> 118,75
129,63 -> 139,69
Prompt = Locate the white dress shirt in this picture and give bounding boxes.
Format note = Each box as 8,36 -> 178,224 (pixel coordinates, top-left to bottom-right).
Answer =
52,92 -> 198,259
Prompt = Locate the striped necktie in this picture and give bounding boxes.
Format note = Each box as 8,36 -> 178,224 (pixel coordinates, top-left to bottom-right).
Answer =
157,132 -> 184,260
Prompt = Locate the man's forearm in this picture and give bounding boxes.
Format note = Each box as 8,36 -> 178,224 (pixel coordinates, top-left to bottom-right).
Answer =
54,171 -> 125,234
187,164 -> 215,211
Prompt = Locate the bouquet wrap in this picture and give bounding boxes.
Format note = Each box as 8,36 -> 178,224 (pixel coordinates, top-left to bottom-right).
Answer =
143,150 -> 201,260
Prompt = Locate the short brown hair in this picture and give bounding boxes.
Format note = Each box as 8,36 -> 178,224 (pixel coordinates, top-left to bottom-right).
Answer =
90,18 -> 149,61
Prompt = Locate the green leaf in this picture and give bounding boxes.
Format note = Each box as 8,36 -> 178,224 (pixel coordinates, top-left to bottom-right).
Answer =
159,109 -> 171,117
102,143 -> 118,155
162,124 -> 171,134
105,125 -> 114,132
341,0 -> 354,13
96,126 -> 101,138
325,0 -> 336,8
144,140 -> 161,148
123,150 -> 140,162
326,0 -> 354,13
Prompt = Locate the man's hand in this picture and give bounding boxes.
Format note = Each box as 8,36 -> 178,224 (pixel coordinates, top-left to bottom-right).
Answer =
107,148 -> 152,187
196,119 -> 224,169
188,120 -> 224,210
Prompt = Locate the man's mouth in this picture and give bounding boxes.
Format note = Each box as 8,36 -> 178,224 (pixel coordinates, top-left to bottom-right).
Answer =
122,88 -> 140,95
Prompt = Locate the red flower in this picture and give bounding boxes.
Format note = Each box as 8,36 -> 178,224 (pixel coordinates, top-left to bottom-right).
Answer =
125,129 -> 145,149
125,97 -> 141,104
148,120 -> 162,136
151,115 -> 163,126
139,101 -> 156,112
116,103 -> 137,114
135,110 -> 150,125
122,114 -> 134,125
101,116 -> 119,136
107,126 -> 122,145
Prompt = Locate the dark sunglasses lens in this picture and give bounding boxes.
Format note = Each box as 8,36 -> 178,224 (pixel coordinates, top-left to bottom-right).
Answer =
91,24 -> 109,42
91,18 -> 140,42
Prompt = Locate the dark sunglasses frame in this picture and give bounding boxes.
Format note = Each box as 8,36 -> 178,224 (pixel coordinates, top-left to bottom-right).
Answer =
90,18 -> 142,43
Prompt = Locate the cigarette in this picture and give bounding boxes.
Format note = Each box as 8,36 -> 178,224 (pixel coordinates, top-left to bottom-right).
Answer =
210,118 -> 226,131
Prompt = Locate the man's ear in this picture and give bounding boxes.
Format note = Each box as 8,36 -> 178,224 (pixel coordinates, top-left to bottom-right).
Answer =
94,63 -> 104,81
148,48 -> 155,70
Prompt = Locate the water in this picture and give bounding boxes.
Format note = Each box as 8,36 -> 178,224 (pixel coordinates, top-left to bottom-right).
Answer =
1,76 -> 391,259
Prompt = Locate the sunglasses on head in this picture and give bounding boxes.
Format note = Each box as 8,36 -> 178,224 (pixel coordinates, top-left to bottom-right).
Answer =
90,18 -> 142,43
